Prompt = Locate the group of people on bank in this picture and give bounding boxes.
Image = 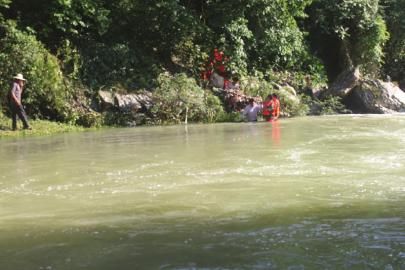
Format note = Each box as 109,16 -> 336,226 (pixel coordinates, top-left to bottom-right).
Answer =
242,94 -> 280,122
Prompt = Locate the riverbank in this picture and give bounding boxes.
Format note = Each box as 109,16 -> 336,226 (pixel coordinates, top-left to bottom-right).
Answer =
0,113 -> 86,138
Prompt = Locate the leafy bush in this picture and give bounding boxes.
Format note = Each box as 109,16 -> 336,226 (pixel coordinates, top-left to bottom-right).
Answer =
75,111 -> 103,128
381,0 -> 405,82
151,73 -> 224,124
215,111 -> 244,123
302,94 -> 347,115
0,22 -> 73,121
151,72 -> 203,124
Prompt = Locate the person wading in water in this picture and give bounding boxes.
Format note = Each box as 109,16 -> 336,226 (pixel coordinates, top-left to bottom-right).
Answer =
262,93 -> 280,122
9,73 -> 31,130
270,93 -> 280,121
262,94 -> 273,122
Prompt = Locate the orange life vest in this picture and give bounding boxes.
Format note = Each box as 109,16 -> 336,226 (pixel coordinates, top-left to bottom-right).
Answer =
271,98 -> 280,117
262,100 -> 273,116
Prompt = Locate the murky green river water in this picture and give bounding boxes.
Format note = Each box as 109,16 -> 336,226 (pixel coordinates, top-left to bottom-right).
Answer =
1,115 -> 404,269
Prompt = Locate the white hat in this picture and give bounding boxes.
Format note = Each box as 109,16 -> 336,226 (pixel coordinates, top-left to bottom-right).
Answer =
13,73 -> 26,81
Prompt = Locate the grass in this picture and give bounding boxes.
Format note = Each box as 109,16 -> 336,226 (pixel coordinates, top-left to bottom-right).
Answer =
0,113 -> 87,138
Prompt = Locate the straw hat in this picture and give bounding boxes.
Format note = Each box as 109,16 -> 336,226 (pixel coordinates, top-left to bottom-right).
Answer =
13,73 -> 26,81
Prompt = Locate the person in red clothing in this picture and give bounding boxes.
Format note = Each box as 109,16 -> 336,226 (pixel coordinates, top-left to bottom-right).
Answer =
262,94 -> 273,122
270,93 -> 280,121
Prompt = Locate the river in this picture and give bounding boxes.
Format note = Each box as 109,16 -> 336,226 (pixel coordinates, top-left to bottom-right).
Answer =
1,115 -> 404,269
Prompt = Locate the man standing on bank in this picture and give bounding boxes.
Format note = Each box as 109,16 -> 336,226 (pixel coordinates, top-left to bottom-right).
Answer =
9,73 -> 31,130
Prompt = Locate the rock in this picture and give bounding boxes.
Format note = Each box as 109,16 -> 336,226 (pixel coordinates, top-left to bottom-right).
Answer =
328,67 -> 361,97
114,92 -> 153,112
344,79 -> 405,113
114,94 -> 141,111
98,90 -> 115,110
98,90 -> 153,112
210,72 -> 224,88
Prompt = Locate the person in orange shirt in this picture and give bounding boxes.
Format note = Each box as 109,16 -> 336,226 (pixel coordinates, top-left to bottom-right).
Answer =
270,93 -> 280,121
262,94 -> 273,122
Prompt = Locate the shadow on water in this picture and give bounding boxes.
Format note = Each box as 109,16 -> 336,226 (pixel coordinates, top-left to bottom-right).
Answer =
0,201 -> 404,270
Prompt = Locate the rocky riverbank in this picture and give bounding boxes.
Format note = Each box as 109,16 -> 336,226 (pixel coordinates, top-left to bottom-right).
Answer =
93,68 -> 405,126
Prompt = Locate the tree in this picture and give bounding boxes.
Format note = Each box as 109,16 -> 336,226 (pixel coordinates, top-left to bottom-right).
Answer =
307,0 -> 389,80
3,0 -> 111,50
0,0 -> 11,22
381,0 -> 405,82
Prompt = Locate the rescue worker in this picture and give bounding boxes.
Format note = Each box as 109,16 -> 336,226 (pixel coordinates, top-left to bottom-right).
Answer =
262,94 -> 273,122
270,94 -> 280,121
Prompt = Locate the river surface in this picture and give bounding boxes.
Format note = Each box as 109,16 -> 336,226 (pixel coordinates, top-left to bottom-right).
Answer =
0,115 -> 405,270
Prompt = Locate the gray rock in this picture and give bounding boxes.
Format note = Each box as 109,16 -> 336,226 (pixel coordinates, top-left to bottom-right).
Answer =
347,80 -> 405,113
98,90 -> 115,110
114,94 -> 142,111
328,67 -> 361,97
98,90 -> 153,112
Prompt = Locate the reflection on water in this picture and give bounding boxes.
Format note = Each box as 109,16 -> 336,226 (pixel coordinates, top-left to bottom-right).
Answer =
0,115 -> 404,269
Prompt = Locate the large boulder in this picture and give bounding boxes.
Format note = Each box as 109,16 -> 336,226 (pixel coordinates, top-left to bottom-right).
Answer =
115,92 -> 153,112
98,90 -> 153,112
328,67 -> 361,97
98,90 -> 115,111
344,79 -> 405,113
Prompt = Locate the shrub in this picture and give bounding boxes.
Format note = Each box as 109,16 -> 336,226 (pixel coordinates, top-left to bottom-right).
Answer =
0,22 -> 72,121
75,111 -> 103,128
151,73 -> 209,124
201,91 -> 224,123
215,111 -> 244,123
302,95 -> 347,115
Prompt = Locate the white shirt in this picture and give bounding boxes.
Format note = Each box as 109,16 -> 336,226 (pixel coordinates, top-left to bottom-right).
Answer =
243,103 -> 262,122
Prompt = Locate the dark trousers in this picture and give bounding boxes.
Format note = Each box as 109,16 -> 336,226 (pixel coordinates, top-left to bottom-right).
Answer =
9,102 -> 30,130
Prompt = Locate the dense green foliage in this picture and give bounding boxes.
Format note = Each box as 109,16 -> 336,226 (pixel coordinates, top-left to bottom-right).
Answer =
0,0 -> 403,128
0,22 -> 73,121
381,0 -> 405,82
151,73 -> 224,124
307,0 -> 389,79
